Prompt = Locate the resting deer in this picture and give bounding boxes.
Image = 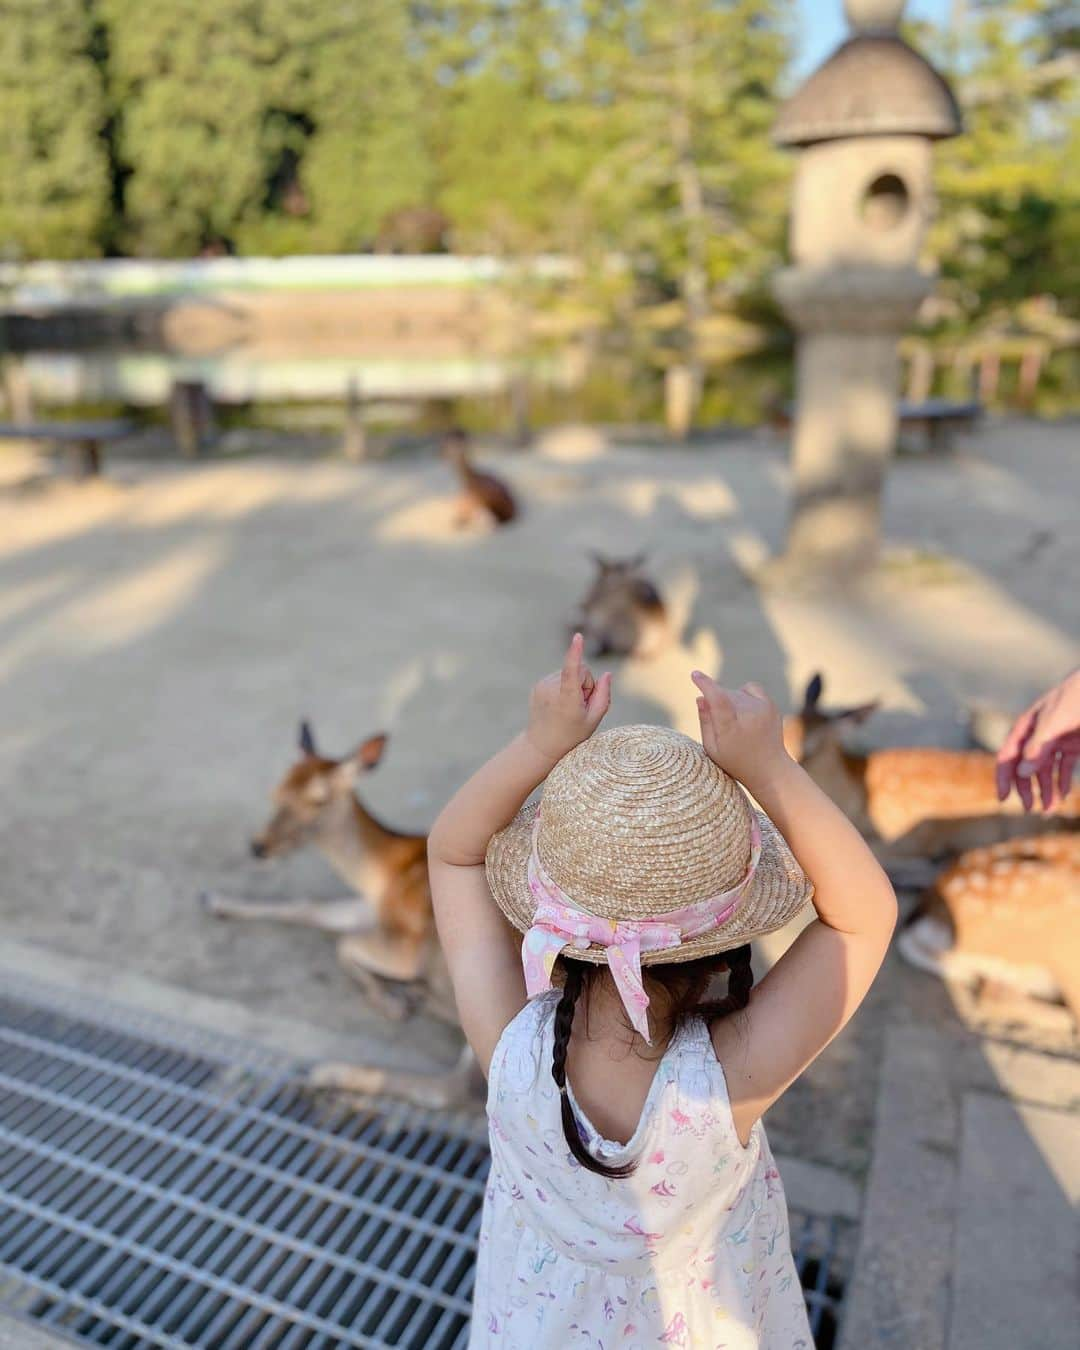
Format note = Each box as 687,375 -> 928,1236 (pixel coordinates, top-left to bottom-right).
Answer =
571,552 -> 671,659
442,427 -> 517,527
201,722 -> 478,1106
783,673 -> 1079,866
899,833 -> 1080,1021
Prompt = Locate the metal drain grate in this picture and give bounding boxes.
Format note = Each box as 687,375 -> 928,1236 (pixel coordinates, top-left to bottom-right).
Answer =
0,975 -> 850,1349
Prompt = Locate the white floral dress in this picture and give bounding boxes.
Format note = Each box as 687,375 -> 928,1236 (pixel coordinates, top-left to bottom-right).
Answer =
470,991 -> 812,1349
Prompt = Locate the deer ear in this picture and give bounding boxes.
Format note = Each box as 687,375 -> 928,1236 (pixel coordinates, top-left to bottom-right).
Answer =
629,551 -> 648,569
298,720 -> 318,756
841,700 -> 880,725
357,733 -> 388,770
333,733 -> 388,788
589,550 -> 609,570
803,673 -> 823,713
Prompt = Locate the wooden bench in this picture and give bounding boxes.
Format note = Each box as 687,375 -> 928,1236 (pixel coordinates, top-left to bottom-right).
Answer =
770,397 -> 981,452
895,398 -> 981,452
0,419 -> 136,477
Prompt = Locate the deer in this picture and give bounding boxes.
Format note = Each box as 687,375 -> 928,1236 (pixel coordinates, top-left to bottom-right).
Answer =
782,673 -> 1079,871
441,426 -> 517,527
201,721 -> 479,1108
570,552 -> 672,659
899,833 -> 1080,1022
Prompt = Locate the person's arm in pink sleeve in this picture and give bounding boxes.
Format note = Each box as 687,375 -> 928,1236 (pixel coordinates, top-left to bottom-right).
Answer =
995,667 -> 1080,811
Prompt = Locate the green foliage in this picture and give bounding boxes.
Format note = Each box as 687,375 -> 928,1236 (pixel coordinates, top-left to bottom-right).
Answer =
575,0 -> 791,296
236,1 -> 432,255
926,0 -> 1080,324
0,0 -> 1074,373
425,0 -> 791,345
99,0 -> 276,256
0,0 -> 111,259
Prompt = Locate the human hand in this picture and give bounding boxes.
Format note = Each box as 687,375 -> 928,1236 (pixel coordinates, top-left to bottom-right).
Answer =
691,672 -> 789,791
526,633 -> 612,763
996,668 -> 1080,811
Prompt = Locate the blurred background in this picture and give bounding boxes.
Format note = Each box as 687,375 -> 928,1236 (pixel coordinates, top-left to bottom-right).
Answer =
0,0 -> 1076,433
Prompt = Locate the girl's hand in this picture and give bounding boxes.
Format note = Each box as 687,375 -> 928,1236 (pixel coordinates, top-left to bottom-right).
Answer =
526,634 -> 612,763
691,671 -> 789,792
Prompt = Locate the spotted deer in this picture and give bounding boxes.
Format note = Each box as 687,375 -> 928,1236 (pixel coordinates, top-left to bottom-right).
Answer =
442,427 -> 517,527
783,673 -> 1079,867
201,722 -> 478,1106
571,553 -> 671,659
899,833 -> 1080,1020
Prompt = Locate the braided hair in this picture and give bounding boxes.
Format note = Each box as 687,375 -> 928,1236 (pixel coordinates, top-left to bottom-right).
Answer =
551,944 -> 755,1179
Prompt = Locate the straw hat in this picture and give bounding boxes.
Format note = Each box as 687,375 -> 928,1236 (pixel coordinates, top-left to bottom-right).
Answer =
487,724 -> 813,964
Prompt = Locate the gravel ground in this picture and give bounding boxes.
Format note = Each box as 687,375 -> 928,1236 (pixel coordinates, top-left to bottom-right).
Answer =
1,415 -> 1076,1176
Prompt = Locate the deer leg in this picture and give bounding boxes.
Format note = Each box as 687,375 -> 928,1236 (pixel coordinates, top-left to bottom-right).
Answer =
307,1043 -> 479,1110
335,931 -> 434,1021
336,930 -> 429,984
898,917 -> 1061,1001
332,962 -> 422,1022
200,892 -> 377,934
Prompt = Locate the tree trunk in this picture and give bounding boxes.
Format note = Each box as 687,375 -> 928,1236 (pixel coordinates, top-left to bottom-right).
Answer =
670,9 -> 707,438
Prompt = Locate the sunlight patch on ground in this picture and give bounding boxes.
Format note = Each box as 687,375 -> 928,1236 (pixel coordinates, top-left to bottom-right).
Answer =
126,462 -> 369,528
54,537 -> 227,651
379,652 -> 466,726
606,477 -> 737,520
374,493 -> 492,543
757,555 -> 1076,716
619,627 -> 723,737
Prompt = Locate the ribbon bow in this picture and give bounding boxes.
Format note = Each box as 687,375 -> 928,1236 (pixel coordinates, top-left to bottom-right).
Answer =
522,809 -> 761,1043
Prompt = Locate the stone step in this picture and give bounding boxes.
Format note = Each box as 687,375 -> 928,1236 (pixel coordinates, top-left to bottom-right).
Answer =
950,1095 -> 1079,1350
840,1025 -> 1079,1350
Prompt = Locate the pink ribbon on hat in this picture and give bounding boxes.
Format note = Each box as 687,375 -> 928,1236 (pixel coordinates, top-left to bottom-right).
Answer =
522,809 -> 761,1043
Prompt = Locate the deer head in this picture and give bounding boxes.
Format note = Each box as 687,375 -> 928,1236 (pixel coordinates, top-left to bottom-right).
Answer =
581,552 -> 650,604
590,550 -> 647,578
250,722 -> 388,859
783,673 -> 879,764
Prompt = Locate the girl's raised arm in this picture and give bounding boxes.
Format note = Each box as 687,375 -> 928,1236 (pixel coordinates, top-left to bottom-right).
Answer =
692,674 -> 897,1144
427,636 -> 611,1072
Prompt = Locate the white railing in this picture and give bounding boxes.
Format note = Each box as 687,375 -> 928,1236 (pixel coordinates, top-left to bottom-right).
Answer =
0,255 -> 576,308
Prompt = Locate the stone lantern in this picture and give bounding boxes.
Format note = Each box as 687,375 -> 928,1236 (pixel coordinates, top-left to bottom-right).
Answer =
772,0 -> 961,571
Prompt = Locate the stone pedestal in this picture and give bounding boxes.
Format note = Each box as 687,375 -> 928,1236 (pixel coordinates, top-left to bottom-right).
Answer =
775,261 -> 932,568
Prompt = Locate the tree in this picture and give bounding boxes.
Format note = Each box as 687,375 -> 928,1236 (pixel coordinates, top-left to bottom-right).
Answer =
0,0 -> 111,259
574,0 -> 791,416
99,0 -> 277,256
99,0 -> 433,257
418,1 -> 601,253
925,0 -> 1080,324
237,0 -> 433,254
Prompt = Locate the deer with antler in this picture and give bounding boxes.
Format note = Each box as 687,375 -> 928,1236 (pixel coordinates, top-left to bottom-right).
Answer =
201,722 -> 478,1106
782,673 -> 1079,867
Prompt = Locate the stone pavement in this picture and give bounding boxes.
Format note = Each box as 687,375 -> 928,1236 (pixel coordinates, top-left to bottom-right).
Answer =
840,1025 -> 1080,1350
0,1314 -> 70,1349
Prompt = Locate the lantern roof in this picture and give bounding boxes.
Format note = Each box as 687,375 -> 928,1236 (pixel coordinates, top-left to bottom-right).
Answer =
774,35 -> 962,148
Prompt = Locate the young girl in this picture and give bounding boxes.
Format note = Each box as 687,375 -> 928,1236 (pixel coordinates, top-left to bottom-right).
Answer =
427,636 -> 896,1348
